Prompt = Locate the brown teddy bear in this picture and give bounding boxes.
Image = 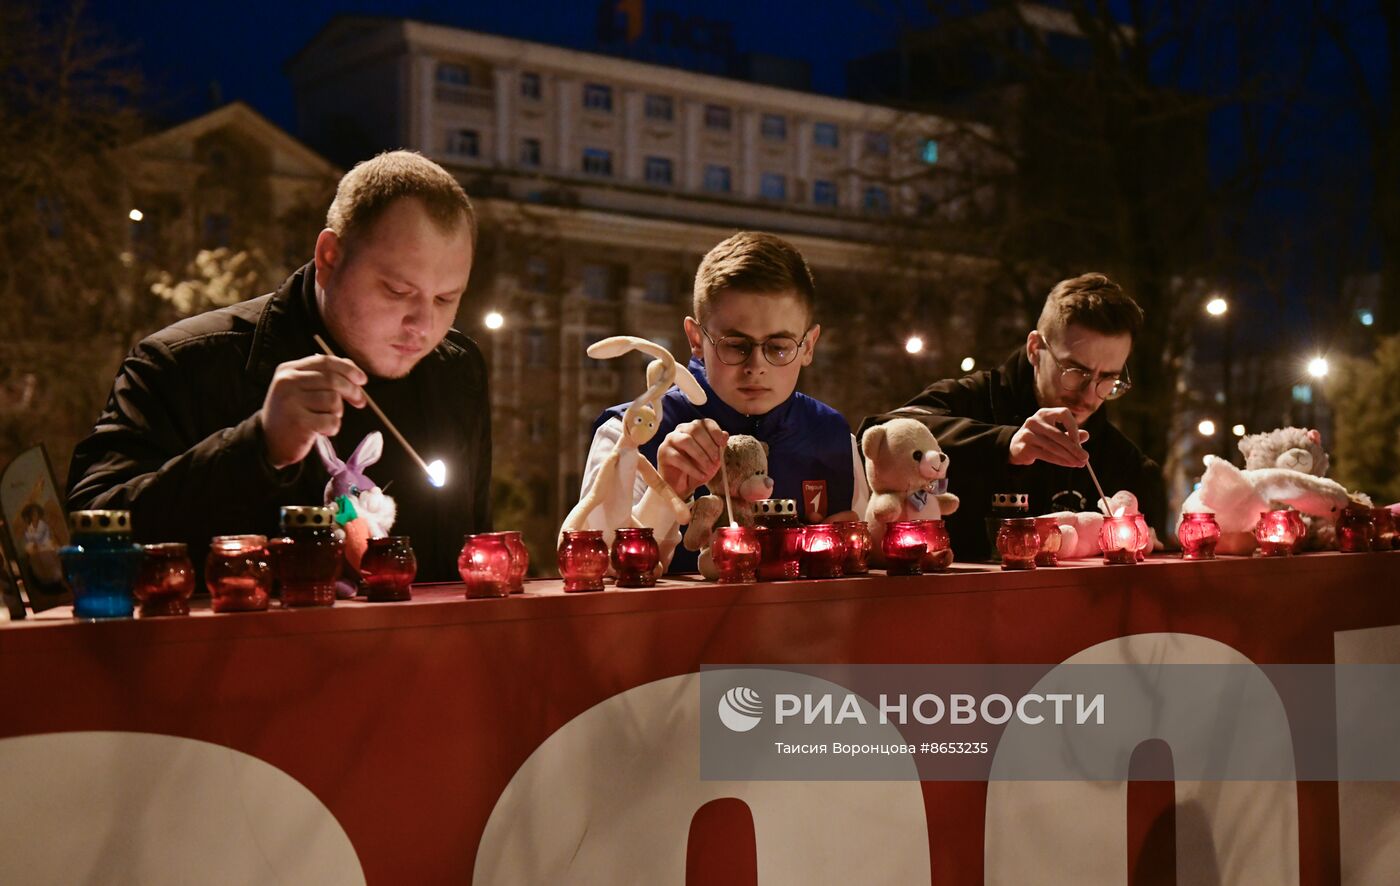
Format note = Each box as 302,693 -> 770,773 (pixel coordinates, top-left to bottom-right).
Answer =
1236,426 -> 1357,550
683,435 -> 774,579
861,418 -> 959,556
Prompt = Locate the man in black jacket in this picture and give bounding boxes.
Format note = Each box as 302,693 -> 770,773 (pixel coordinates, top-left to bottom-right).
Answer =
862,273 -> 1164,561
68,151 -> 491,581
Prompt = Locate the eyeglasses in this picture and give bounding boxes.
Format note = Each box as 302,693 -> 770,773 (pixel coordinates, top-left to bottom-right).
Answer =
700,326 -> 809,366
1039,343 -> 1133,401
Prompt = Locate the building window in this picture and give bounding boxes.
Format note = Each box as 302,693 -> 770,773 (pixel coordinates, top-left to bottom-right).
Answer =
644,156 -> 674,185
202,212 -> 232,248
643,271 -> 674,304
447,128 -> 480,157
921,138 -> 940,165
582,264 -> 613,301
645,94 -> 673,121
704,104 -> 732,131
813,179 -> 838,207
703,164 -> 732,193
525,256 -> 549,291
761,113 -> 787,140
524,328 -> 548,368
865,132 -> 890,156
519,138 -> 541,167
760,172 -> 787,201
436,63 -> 471,86
520,71 -> 541,100
582,147 -> 613,176
863,185 -> 890,214
813,122 -> 839,149
583,83 -> 613,112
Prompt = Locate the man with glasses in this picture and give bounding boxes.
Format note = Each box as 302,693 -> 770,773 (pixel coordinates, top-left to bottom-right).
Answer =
581,232 -> 869,572
861,272 -> 1164,561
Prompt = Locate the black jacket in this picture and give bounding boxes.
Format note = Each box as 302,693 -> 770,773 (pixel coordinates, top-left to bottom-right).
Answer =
860,350 -> 1164,561
67,264 -> 492,581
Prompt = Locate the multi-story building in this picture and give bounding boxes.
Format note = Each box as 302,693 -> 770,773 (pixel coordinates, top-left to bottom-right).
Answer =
288,17 -> 998,565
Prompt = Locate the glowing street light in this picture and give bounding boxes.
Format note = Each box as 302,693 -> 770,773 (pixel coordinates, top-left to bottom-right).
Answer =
1232,423 -> 1247,437
483,311 -> 505,331
904,336 -> 924,355
1198,419 -> 1217,437
128,209 -> 144,222
1307,356 -> 1329,379
1205,297 -> 1228,317
960,356 -> 975,372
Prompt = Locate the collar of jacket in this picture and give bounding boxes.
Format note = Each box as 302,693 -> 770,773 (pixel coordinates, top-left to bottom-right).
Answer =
246,262 -> 327,380
996,347 -> 1111,435
687,356 -> 799,437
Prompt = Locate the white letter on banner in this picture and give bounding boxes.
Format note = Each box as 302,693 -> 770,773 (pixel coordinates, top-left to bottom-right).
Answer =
1077,694 -> 1105,726
806,694 -> 832,725
914,693 -> 945,725
879,694 -> 906,725
835,694 -> 867,725
1016,694 -> 1044,725
1045,693 -> 1072,724
774,694 -> 800,724
475,672 -> 931,884
949,694 -> 976,724
984,633 -> 1299,886
980,695 -> 1013,725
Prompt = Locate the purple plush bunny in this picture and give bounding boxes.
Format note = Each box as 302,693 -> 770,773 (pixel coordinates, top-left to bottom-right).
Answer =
314,432 -> 398,598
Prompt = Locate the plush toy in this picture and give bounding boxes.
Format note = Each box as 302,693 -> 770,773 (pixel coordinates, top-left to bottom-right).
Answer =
860,418 -> 959,555
1040,510 -> 1105,560
1180,454 -> 1352,554
681,435 -> 774,579
315,431 -> 396,598
561,337 -> 702,554
1238,426 -> 1335,549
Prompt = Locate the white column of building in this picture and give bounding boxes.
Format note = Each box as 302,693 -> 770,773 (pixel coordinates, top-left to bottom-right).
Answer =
556,79 -> 577,175
846,123 -> 862,209
623,90 -> 643,181
495,68 -> 516,166
740,109 -> 759,199
414,54 -> 437,154
683,100 -> 703,190
796,119 -> 812,201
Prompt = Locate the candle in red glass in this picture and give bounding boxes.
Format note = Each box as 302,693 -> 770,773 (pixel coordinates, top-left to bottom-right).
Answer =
1130,513 -> 1152,561
799,523 -> 846,579
459,533 -> 513,597
1253,509 -> 1296,557
271,506 -> 342,608
134,543 -> 195,617
713,526 -> 762,583
361,537 -> 416,602
1177,512 -> 1221,560
611,527 -> 660,588
1100,516 -> 1139,565
558,530 -> 610,592
1033,517 -> 1062,567
834,521 -> 873,574
883,521 -> 928,576
477,531 -> 529,593
205,534 -> 272,612
755,500 -> 803,581
1337,504 -> 1374,553
1284,509 -> 1308,554
1371,507 -> 1397,550
996,517 -> 1040,570
919,519 -> 953,572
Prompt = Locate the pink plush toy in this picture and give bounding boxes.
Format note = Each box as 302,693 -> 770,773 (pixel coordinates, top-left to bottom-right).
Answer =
1180,454 -> 1352,555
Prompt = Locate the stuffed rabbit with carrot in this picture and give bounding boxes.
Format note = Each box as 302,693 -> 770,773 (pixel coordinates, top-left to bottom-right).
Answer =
316,431 -> 396,597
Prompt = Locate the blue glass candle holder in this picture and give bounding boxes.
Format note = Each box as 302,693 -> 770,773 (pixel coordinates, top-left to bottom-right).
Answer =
59,510 -> 144,619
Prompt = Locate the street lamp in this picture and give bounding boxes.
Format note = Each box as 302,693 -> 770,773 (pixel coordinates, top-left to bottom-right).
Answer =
1307,356 -> 1329,379
1205,297 -> 1228,317
904,336 -> 924,355
484,311 -> 505,331
128,208 -> 144,222
960,356 -> 975,372
1204,294 -> 1233,459
1232,423 -> 1246,437
1198,419 -> 1216,437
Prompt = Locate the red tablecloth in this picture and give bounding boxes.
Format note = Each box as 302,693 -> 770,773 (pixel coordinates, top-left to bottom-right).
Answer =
2,552 -> 1399,883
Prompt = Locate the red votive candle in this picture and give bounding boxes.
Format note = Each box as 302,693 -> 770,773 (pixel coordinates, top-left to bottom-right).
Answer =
1371,507 -> 1397,550
361,537 -> 416,602
1337,504 -> 1374,553
918,519 -> 953,572
833,521 -> 873,574
459,533 -> 513,597
1254,509 -> 1296,557
1034,517 -> 1062,567
883,521 -> 928,576
1177,512 -> 1221,560
271,506 -> 342,608
611,527 -> 660,588
799,523 -> 846,579
1284,509 -> 1308,554
1131,513 -> 1152,561
206,535 -> 272,612
134,543 -> 195,617
558,530 -> 609,592
757,526 -> 805,581
1100,516 -> 1139,565
997,517 -> 1040,570
478,531 -> 529,593
713,526 -> 762,584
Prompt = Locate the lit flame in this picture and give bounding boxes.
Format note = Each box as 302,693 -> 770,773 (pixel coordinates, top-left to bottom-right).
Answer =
427,459 -> 447,488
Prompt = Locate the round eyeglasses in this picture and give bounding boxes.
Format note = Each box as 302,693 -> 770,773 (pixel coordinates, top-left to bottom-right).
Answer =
1041,346 -> 1133,401
700,326 -> 809,366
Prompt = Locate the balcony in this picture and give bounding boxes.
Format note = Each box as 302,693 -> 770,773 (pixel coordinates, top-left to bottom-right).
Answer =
434,83 -> 494,109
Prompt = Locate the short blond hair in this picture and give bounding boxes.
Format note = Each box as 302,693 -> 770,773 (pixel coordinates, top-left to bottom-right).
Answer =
693,231 -> 816,322
1036,272 -> 1144,341
326,150 -> 476,250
